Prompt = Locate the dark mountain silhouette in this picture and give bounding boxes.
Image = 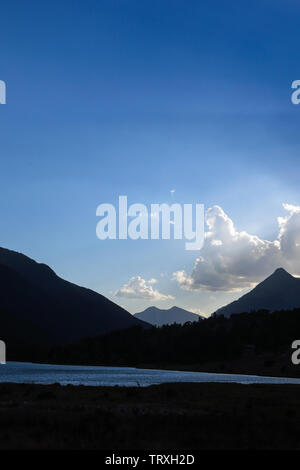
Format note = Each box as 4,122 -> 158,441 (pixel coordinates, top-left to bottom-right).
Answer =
134,305 -> 204,326
215,268 -> 300,317
0,247 -> 148,348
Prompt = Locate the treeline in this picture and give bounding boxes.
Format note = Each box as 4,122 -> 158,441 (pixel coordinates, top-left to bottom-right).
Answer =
30,308 -> 300,367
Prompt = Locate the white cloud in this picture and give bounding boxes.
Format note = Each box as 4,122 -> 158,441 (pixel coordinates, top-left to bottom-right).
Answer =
115,276 -> 174,301
173,203 -> 300,292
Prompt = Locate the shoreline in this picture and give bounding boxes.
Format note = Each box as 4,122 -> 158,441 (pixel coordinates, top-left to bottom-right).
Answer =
2,359 -> 300,388
7,348 -> 300,380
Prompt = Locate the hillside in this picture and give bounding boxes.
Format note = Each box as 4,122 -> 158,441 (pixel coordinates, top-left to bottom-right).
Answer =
0,247 -> 148,348
215,268 -> 300,317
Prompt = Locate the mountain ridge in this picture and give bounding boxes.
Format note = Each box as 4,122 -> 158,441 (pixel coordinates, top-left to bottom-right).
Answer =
134,305 -> 204,326
215,267 -> 300,317
0,247 -> 149,348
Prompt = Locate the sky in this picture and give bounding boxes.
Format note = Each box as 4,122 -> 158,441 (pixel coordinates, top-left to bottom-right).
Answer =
1,0 -> 300,316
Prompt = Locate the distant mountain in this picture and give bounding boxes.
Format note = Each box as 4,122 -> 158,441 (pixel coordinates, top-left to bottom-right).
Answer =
215,268 -> 300,317
0,247 -> 148,349
134,306 -> 204,326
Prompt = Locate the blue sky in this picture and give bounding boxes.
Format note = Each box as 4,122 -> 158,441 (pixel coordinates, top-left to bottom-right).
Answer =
1,0 -> 300,315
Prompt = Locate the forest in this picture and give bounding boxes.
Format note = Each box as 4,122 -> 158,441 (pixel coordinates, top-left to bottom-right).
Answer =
11,309 -> 300,376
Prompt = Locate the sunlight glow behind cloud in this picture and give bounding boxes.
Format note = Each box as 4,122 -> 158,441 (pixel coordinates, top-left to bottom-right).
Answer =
174,203 -> 300,292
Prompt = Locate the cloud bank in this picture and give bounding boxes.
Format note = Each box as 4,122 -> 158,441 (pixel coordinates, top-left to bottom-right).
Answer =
115,276 -> 174,301
174,203 -> 300,292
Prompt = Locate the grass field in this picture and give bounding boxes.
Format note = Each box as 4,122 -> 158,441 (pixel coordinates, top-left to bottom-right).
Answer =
0,381 -> 300,450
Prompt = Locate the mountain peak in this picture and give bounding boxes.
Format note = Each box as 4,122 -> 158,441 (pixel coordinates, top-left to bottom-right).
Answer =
268,267 -> 294,281
216,267 -> 300,317
135,305 -> 203,326
273,267 -> 290,275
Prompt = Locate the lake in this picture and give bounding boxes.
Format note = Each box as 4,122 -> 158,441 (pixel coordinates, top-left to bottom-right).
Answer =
0,361 -> 300,386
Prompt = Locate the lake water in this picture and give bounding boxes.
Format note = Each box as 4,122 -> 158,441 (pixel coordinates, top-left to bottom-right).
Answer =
0,362 -> 300,387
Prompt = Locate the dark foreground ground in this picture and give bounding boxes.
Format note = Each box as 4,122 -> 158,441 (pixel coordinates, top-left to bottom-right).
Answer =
1,382 -> 300,450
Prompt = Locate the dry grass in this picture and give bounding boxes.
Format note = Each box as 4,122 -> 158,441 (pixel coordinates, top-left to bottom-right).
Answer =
0,382 -> 300,449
